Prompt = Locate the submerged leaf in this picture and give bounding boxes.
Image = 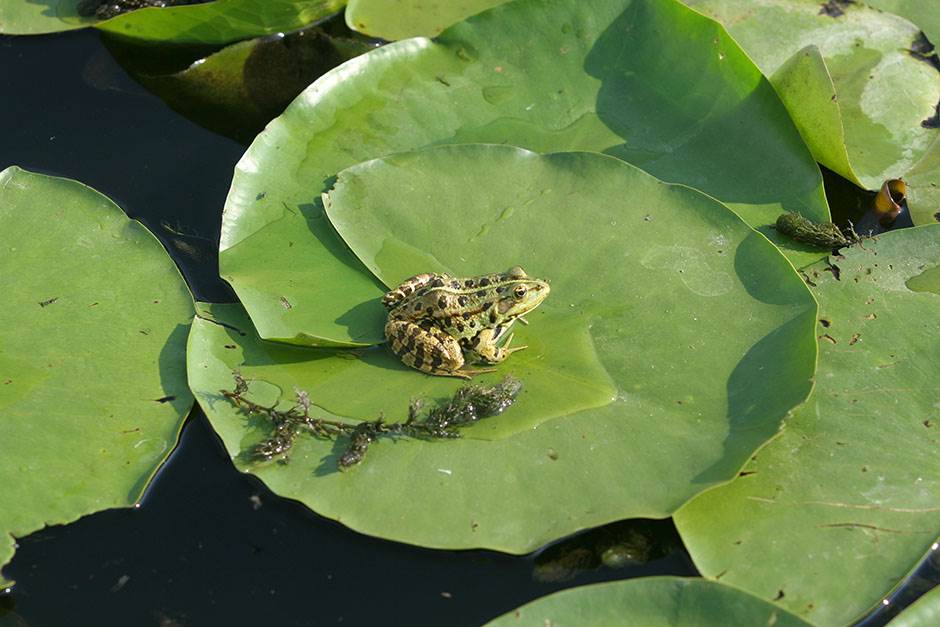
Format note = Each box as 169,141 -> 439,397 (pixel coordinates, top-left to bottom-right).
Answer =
137,22 -> 378,143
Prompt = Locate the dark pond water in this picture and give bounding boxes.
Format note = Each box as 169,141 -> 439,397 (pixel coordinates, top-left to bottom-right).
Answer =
0,27 -> 698,626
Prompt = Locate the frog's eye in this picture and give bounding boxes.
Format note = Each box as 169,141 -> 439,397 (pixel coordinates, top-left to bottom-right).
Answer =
513,285 -> 527,300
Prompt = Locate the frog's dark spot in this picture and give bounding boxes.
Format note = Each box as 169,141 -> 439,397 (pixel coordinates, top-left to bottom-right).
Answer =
489,311 -> 498,324
431,279 -> 445,288
496,286 -> 507,293
450,280 -> 460,289
478,277 -> 491,287
413,355 -> 424,369
456,323 -> 465,333
462,312 -> 472,320
468,320 -> 476,328
425,307 -> 434,316
458,296 -> 469,307
465,279 -> 475,288
438,297 -> 447,309
475,290 -> 488,298
402,285 -> 413,295
430,354 -> 444,368
414,302 -> 422,311
482,302 -> 493,311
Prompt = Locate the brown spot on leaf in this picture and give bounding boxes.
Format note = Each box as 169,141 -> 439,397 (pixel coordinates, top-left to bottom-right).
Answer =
819,0 -> 853,18
154,396 -> 176,403
819,318 -> 831,328
824,260 -> 841,281
38,297 -> 58,307
819,334 -> 837,344
848,333 -> 860,346
909,32 -> 940,71
774,590 -> 785,601
922,102 -> 940,129
279,296 -> 292,310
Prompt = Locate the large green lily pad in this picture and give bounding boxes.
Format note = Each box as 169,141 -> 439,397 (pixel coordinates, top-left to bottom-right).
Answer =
191,146 -> 818,553
345,0 -> 509,39
0,167 -> 194,589
0,0 -> 345,44
683,0 -> 940,222
484,577 -> 812,626
864,0 -> 940,46
221,0 -> 829,347
675,225 -> 940,626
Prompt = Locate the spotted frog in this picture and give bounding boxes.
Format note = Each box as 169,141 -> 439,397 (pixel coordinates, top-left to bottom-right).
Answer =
382,267 -> 550,379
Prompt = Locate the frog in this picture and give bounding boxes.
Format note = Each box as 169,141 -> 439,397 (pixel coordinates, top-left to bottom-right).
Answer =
382,266 -> 550,379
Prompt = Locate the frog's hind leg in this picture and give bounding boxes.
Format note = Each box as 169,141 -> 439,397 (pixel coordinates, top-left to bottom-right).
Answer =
385,319 -> 469,378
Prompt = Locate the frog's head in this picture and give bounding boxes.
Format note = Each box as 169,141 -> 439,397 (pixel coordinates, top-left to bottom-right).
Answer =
497,272 -> 550,319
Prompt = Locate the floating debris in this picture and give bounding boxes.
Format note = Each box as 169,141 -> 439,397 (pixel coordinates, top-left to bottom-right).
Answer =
78,0 -> 211,20
222,372 -> 522,470
775,212 -> 859,249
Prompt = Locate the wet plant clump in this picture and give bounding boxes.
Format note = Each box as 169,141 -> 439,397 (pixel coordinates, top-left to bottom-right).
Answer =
222,372 -> 523,470
775,212 -> 859,248
78,0 -> 211,20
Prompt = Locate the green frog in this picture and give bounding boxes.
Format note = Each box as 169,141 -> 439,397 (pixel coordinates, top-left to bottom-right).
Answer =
382,266 -> 550,379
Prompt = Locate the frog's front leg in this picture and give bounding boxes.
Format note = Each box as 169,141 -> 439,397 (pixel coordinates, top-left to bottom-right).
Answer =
385,319 -> 492,379
466,326 -> 527,364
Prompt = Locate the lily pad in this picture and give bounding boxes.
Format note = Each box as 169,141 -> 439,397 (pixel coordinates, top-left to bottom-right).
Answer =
345,0 -> 509,39
674,225 -> 940,626
1,0 -> 345,44
190,146 -> 818,553
221,0 -> 829,347
0,167 -> 194,588
889,585 -> 940,627
864,0 -> 940,46
682,0 -> 940,221
484,577 -> 812,626
137,24 -> 377,144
